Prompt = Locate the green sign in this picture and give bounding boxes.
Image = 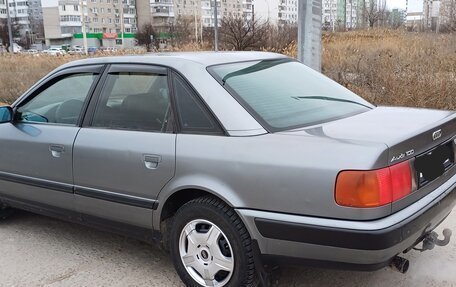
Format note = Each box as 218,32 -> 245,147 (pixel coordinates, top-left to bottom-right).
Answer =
73,33 -> 136,39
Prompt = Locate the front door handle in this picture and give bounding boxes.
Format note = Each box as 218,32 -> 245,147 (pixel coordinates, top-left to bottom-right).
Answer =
144,155 -> 161,169
49,144 -> 65,158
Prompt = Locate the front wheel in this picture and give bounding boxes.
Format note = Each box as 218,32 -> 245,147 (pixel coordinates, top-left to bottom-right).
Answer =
170,196 -> 257,287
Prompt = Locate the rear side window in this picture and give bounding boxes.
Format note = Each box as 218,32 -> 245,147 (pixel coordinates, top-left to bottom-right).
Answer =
92,72 -> 170,132
172,73 -> 223,135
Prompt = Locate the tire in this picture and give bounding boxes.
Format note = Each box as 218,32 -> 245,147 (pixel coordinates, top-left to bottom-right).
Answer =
170,196 -> 257,287
0,206 -> 14,220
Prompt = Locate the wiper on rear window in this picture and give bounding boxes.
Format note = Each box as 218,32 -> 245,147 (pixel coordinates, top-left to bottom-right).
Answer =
222,59 -> 291,85
292,96 -> 373,109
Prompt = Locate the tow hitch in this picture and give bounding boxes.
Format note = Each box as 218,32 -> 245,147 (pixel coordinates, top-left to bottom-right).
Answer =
391,228 -> 452,274
414,228 -> 452,252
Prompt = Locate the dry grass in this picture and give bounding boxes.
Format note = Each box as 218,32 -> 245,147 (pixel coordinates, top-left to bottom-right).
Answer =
0,54 -> 73,104
1,30 -> 455,110
321,29 -> 456,110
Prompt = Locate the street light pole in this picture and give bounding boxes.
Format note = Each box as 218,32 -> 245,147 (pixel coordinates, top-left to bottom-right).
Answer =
5,0 -> 14,53
213,0 -> 218,51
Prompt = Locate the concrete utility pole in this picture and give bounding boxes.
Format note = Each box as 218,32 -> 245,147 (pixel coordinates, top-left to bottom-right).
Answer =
200,16 -> 203,42
194,4 -> 198,42
80,0 -> 88,55
5,0 -> 14,53
343,0 -> 347,29
350,0 -> 353,28
213,0 -> 218,51
120,1 -> 125,49
297,0 -> 323,71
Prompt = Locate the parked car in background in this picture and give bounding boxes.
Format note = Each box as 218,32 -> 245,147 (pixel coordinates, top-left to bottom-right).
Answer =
68,48 -> 85,55
87,47 -> 98,54
22,49 -> 39,55
42,47 -> 66,56
0,52 -> 454,287
8,43 -> 23,53
100,47 -> 118,54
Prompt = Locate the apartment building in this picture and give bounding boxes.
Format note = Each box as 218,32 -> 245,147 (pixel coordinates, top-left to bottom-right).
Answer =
42,0 -> 137,48
405,11 -> 423,30
137,0 -> 253,34
200,0 -> 253,26
322,0 -> 337,28
278,0 -> 297,24
422,0 -> 454,30
389,8 -> 406,27
149,0 -> 174,31
254,0 -> 358,28
423,0 -> 455,31
29,0 -> 44,38
322,0 -> 359,29
423,0 -> 437,28
0,0 -> 30,38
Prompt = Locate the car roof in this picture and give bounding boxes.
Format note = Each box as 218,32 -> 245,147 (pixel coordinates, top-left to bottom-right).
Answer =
60,51 -> 288,69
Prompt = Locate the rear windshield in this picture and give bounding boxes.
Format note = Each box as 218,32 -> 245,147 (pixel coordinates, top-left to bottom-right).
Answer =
208,59 -> 373,132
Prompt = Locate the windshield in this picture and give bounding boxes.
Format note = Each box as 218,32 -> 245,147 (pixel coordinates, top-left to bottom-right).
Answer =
208,59 -> 374,132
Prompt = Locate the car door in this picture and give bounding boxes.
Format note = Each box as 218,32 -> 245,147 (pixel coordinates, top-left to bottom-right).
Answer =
0,65 -> 103,211
73,64 -> 176,229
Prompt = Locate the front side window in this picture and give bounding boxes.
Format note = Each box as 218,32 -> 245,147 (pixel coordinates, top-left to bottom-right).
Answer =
92,72 -> 170,132
16,73 -> 97,125
209,59 -> 373,132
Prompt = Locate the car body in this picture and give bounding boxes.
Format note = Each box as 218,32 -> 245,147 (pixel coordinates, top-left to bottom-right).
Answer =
0,52 -> 454,286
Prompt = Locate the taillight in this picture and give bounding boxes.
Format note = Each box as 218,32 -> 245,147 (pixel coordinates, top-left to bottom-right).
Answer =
335,160 -> 415,208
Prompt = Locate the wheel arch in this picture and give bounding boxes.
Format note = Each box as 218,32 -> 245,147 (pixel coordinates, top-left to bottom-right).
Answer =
153,178 -> 246,231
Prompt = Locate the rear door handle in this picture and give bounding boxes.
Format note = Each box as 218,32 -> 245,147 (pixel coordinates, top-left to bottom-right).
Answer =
144,155 -> 161,169
49,144 -> 65,158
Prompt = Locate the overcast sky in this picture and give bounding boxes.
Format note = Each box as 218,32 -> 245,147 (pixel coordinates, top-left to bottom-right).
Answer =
40,0 -> 424,12
388,0 -> 423,11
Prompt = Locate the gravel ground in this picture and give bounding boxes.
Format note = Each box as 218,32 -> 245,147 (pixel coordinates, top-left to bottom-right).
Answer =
0,210 -> 455,287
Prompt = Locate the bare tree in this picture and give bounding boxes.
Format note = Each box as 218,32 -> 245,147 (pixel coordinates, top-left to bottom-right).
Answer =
219,16 -> 269,51
264,24 -> 297,52
363,0 -> 388,28
0,20 -> 9,48
136,23 -> 157,52
0,19 -> 20,51
172,16 -> 196,46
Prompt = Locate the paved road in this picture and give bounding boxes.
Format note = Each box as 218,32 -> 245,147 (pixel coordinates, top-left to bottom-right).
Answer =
0,210 -> 455,287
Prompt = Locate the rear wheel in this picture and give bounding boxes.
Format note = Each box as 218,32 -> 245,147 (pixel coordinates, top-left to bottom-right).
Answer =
170,196 -> 257,287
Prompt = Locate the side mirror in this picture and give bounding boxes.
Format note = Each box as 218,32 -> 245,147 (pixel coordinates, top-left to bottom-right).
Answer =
0,106 -> 13,123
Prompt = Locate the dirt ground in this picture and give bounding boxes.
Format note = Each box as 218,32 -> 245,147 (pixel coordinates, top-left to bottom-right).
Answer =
0,210 -> 455,287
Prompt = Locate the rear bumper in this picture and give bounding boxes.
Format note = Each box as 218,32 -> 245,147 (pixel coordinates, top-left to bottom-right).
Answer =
237,173 -> 456,268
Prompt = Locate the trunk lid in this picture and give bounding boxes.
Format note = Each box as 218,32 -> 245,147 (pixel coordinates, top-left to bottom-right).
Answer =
281,107 -> 456,166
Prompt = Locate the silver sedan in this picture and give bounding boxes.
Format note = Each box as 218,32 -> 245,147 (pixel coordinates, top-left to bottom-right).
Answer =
0,52 -> 455,287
